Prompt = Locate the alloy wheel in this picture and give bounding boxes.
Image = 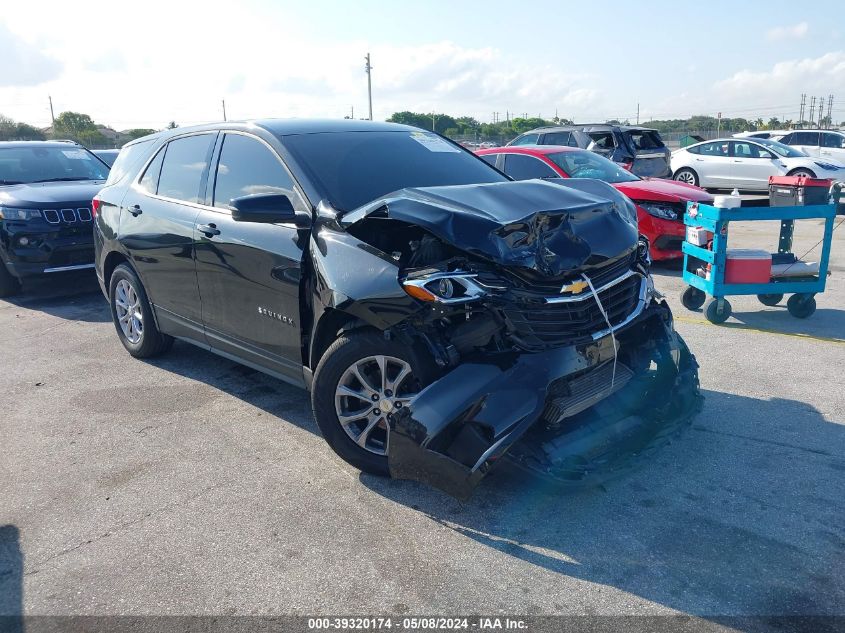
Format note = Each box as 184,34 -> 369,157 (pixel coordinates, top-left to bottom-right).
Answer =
334,355 -> 420,455
114,279 -> 143,344
676,170 -> 696,185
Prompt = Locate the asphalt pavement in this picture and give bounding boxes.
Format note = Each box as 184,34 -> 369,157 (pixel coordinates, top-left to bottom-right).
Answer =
1,218 -> 843,621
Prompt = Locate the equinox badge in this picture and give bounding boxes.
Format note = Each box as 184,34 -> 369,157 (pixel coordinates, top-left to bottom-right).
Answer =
257,306 -> 295,327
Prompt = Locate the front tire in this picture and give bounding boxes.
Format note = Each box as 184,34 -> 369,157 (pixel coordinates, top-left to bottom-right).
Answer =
311,329 -> 438,475
787,168 -> 816,179
674,167 -> 699,187
108,264 -> 173,358
0,262 -> 21,298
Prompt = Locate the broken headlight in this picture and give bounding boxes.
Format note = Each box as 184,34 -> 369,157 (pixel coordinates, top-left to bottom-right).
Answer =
402,272 -> 487,304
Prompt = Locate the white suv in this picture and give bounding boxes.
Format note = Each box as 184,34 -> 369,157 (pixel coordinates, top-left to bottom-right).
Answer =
779,130 -> 845,162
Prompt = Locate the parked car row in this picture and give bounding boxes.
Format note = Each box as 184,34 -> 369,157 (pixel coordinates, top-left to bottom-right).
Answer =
671,137 -> 845,191
0,121 -> 701,497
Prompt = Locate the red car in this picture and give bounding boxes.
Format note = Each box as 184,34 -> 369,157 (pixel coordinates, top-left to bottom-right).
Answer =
476,145 -> 713,260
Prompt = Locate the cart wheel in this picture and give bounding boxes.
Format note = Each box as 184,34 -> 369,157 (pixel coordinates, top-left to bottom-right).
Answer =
681,286 -> 706,310
757,293 -> 783,307
704,297 -> 732,324
787,294 -> 816,319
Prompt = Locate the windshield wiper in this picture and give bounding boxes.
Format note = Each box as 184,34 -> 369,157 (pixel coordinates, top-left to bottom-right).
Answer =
32,177 -> 93,183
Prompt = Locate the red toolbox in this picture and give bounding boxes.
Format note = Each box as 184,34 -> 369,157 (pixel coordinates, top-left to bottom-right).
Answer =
724,249 -> 772,284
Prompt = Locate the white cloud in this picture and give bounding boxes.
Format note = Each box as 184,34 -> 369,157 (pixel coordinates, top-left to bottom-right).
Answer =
766,22 -> 809,41
714,51 -> 845,101
0,22 -> 62,87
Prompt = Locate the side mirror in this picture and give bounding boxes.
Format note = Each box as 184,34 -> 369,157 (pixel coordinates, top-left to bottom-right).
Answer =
229,193 -> 309,227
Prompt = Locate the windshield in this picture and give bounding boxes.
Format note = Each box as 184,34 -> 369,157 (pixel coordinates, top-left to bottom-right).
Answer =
0,145 -> 109,185
546,149 -> 640,183
755,138 -> 808,158
283,130 -> 508,211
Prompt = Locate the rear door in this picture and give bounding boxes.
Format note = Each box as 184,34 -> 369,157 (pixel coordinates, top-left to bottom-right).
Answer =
784,131 -> 821,157
118,133 -> 216,334
193,131 -> 309,384
820,132 -> 845,161
730,141 -> 780,190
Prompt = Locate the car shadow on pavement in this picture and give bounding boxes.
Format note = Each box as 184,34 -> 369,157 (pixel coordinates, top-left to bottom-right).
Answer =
143,341 -> 317,436
0,524 -> 23,631
723,307 -> 845,342
2,272 -> 108,323
361,389 -> 845,622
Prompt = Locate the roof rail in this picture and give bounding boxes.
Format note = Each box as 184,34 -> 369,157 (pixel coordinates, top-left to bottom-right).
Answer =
52,139 -> 82,145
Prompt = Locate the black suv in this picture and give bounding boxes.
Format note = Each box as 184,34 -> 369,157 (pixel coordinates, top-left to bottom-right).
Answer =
0,141 -> 110,296
94,120 -> 699,497
509,124 -> 672,179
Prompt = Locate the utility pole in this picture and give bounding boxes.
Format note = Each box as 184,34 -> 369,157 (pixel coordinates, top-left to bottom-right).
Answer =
364,53 -> 373,121
809,96 -> 816,125
351,105 -> 354,120
716,112 -> 722,136
818,96 -> 825,127
826,94 -> 834,128
636,103 -> 640,125
48,95 -> 55,124
431,112 -> 436,132
798,93 -> 806,127
222,99 -> 227,122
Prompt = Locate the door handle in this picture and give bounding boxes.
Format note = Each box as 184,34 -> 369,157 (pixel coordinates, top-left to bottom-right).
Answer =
128,204 -> 142,216
197,223 -> 221,237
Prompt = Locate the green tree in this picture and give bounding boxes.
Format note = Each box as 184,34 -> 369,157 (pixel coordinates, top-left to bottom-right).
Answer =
52,111 -> 98,141
125,128 -> 157,140
767,117 -> 781,130
14,123 -> 45,140
0,115 -> 16,140
166,121 -> 179,129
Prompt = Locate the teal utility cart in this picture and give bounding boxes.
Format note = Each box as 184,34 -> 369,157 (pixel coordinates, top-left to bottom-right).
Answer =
680,201 -> 837,323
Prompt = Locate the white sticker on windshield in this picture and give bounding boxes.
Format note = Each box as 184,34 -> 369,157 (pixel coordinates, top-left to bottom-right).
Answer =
62,150 -> 90,160
409,131 -> 461,153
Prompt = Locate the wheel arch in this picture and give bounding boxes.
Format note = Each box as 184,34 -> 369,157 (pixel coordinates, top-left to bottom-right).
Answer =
102,250 -> 131,290
308,308 -> 369,370
673,166 -> 699,183
786,167 -> 817,178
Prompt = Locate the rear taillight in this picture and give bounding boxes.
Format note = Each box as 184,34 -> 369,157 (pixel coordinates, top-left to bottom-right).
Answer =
92,197 -> 101,218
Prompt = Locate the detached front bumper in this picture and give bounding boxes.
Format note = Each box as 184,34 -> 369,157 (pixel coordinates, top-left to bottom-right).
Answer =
388,301 -> 701,499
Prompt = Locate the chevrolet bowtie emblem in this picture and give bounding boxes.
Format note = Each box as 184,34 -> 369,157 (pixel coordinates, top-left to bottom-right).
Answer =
561,280 -> 589,294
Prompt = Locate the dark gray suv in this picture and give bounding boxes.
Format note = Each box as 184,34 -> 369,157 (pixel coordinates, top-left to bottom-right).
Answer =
508,124 -> 672,178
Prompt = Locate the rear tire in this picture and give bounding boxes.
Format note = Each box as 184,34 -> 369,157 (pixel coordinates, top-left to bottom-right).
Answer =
108,264 -> 173,358
0,262 -> 21,298
311,329 -> 438,476
674,168 -> 699,187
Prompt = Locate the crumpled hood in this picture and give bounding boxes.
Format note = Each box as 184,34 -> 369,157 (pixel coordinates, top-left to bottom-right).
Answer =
343,178 -> 639,278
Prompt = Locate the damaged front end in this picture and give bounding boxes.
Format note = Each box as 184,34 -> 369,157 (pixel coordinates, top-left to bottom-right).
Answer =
319,178 -> 701,498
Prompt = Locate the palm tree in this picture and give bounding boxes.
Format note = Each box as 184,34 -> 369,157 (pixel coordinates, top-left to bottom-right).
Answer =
753,118 -> 764,130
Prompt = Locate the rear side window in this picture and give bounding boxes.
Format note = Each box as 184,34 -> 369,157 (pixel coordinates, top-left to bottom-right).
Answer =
138,147 -> 165,194
502,154 -> 557,180
213,134 -> 296,209
511,133 -> 539,146
105,140 -> 154,186
697,142 -> 729,157
542,132 -> 573,146
478,154 -> 498,167
157,134 -> 215,203
791,132 -> 820,146
627,130 -> 665,150
822,133 -> 845,149
588,132 -> 616,150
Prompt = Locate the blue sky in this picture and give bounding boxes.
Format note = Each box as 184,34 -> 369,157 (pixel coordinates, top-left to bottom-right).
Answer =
1,0 -> 844,129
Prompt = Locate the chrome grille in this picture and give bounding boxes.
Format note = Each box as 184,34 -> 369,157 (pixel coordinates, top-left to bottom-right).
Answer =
505,252 -> 636,296
506,273 -> 642,346
43,207 -> 92,224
